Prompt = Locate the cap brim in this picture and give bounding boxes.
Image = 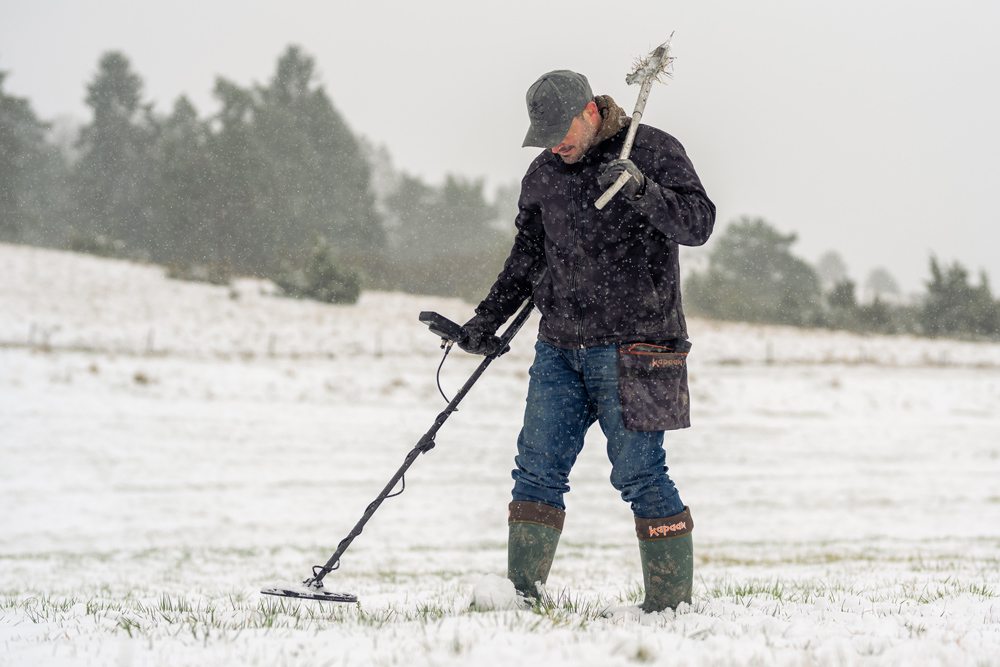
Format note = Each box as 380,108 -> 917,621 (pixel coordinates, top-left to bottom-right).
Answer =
522,118 -> 573,149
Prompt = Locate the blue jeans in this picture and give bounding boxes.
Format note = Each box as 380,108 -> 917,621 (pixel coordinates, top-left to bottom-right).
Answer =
511,341 -> 685,519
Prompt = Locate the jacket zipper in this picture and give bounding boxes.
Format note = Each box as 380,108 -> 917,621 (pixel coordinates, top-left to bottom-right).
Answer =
570,179 -> 585,348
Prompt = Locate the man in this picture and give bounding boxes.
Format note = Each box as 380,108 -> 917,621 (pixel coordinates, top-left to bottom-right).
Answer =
460,70 -> 714,612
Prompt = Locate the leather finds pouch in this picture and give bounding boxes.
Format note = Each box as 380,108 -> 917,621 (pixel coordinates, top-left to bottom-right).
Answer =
617,341 -> 691,432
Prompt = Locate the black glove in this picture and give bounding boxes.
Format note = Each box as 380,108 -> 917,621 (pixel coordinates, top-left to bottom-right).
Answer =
597,158 -> 645,200
459,313 -> 507,356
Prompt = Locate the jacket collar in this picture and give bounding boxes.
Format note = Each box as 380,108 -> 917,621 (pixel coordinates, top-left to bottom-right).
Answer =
593,95 -> 630,145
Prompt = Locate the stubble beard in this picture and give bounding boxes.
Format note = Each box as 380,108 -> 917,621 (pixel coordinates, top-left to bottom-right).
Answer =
559,149 -> 584,164
557,123 -> 599,164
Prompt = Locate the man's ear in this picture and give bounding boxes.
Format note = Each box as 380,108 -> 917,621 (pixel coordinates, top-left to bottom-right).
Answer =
582,100 -> 602,129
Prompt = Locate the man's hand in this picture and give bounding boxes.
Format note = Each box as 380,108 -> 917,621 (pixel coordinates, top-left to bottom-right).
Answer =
459,313 -> 507,356
597,158 -> 645,200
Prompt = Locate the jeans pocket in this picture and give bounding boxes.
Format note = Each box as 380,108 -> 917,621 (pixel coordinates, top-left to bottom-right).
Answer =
617,342 -> 691,432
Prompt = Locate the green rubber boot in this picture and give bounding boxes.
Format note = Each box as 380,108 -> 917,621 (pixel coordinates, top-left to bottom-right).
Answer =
635,507 -> 694,613
506,501 -> 565,599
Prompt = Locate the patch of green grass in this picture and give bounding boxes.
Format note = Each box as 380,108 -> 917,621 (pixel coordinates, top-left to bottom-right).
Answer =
698,540 -> 1000,572
906,576 -> 996,603
698,567 -> 1000,612
617,581 -> 645,606
2,553 -> 998,645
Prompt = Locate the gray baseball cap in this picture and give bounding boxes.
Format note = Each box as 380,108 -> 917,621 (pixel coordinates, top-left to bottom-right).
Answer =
522,70 -> 593,148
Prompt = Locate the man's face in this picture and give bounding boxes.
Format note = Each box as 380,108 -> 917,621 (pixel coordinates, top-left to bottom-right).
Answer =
550,111 -> 599,164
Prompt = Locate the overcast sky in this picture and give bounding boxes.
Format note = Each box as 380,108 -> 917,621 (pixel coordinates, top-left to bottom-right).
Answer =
2,0 -> 998,292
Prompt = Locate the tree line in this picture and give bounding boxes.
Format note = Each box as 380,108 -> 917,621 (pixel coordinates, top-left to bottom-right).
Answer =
684,216 -> 1000,341
3,49 -> 997,340
0,46 -> 513,303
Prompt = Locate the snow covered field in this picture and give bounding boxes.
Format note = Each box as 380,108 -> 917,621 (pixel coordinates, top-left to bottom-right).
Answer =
2,243 -> 999,666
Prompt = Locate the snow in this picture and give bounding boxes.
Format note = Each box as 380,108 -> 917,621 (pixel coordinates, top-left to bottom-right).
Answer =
470,574 -> 521,610
2,242 -> 1000,666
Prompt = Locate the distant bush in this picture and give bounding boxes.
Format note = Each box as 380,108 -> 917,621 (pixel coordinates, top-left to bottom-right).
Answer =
822,278 -> 911,335
921,257 -> 1000,340
857,296 -> 899,334
166,261 -> 233,286
273,237 -> 361,305
67,229 -> 126,258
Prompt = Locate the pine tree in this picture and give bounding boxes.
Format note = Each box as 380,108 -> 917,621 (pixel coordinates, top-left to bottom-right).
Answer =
922,257 -> 999,339
148,95 -> 214,265
193,46 -> 384,275
816,250 -> 848,288
203,77 -> 279,273
255,46 -> 384,254
864,267 -> 901,302
684,216 -> 822,326
74,52 -> 157,250
0,71 -> 51,242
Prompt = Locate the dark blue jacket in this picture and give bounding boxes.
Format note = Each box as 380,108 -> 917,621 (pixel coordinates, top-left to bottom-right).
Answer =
477,123 -> 715,348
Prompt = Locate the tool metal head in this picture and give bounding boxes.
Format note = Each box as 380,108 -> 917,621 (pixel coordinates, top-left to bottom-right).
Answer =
626,34 -> 676,86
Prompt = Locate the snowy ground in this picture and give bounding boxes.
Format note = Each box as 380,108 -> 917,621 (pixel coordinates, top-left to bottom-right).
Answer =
2,243 -> 999,666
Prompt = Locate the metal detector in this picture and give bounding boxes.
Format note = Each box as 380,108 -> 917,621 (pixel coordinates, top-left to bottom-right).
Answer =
261,300 -> 535,603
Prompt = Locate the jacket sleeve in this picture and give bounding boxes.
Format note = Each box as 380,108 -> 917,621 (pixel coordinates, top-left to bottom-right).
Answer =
475,181 -> 547,326
629,130 -> 716,247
